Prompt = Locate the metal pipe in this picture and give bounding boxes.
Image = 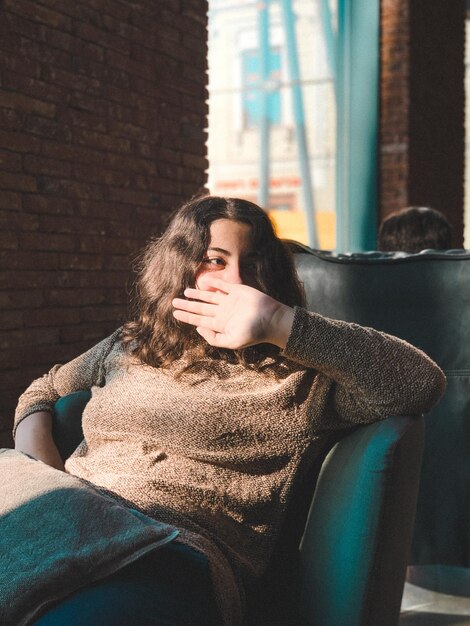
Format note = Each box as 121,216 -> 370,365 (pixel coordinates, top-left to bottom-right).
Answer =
280,0 -> 318,248
258,1 -> 271,209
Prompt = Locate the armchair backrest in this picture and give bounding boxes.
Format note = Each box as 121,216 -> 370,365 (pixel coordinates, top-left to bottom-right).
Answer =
292,246 -> 470,569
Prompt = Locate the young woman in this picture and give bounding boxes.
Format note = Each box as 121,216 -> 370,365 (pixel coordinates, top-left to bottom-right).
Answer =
14,196 -> 446,625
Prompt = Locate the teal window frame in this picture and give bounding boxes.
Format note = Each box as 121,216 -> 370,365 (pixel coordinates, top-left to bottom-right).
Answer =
335,0 -> 380,252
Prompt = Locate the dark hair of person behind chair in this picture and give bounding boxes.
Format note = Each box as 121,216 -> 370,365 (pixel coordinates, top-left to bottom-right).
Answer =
377,206 -> 452,253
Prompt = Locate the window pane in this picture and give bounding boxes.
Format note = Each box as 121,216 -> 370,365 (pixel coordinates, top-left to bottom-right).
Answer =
207,0 -> 337,250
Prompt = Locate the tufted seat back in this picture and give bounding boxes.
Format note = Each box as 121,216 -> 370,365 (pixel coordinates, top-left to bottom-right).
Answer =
292,245 -> 470,568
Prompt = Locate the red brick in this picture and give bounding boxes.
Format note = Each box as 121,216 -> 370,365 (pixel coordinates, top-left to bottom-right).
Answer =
14,250 -> 60,270
24,154 -> 72,177
4,0 -> 72,30
0,130 -> 41,153
0,91 -> 56,118
106,49 -> 153,81
73,163 -> 131,187
77,200 -> 133,222
0,190 -> 22,211
63,108 -> 107,133
26,307 -> 81,327
22,194 -> 75,215
36,178 -> 104,201
44,288 -> 105,306
3,11 -> 45,41
40,140 -> 103,165
103,255 -> 132,271
74,128 -> 131,154
76,271 -> 127,289
0,290 -> 45,309
35,214 -> 90,234
0,171 -> 37,192
0,232 -> 19,250
108,186 -> 156,207
42,65 -> 101,95
0,211 -> 40,233
0,107 -> 23,131
59,321 -> 118,344
81,305 -> 126,323
0,49 -> 42,81
0,326 -> 60,349
80,0 -> 132,22
58,253 -> 103,271
105,152 -> 157,176
19,231 -> 76,251
36,0 -> 102,23
18,36 -> 73,70
107,119 -> 151,142
45,27 -> 105,62
0,311 -> 23,330
74,21 -> 130,55
2,71 -> 70,104
0,150 -> 22,172
24,116 -> 72,142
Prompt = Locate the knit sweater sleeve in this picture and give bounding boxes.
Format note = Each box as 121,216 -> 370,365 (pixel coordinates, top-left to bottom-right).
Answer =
13,329 -> 122,436
282,307 -> 446,422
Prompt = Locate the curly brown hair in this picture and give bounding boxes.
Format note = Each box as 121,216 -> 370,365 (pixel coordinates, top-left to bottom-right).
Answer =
122,196 -> 306,370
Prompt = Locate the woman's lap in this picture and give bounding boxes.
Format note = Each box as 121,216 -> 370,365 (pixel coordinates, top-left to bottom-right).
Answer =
33,542 -> 220,626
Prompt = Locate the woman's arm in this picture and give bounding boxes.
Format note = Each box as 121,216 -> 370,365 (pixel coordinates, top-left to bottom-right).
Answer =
14,329 -> 122,448
172,276 -> 446,419
15,412 -> 65,471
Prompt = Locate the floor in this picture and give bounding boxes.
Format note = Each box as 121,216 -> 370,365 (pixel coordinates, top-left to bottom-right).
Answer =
400,583 -> 470,625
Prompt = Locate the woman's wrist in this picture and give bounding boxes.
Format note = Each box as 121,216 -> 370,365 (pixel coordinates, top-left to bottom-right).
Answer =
267,303 -> 295,349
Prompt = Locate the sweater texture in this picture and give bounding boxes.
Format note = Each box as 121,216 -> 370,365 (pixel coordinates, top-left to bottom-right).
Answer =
14,307 -> 446,624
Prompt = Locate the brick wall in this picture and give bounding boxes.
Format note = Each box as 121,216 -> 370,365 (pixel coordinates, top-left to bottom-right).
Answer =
0,0 -> 208,444
380,0 -> 465,245
380,0 -> 410,214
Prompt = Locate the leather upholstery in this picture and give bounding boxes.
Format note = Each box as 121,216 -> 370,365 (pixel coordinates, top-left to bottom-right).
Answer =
292,245 -> 470,569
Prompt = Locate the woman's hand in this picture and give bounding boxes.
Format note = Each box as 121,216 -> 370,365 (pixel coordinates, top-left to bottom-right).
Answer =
172,276 -> 295,350
15,412 -> 65,471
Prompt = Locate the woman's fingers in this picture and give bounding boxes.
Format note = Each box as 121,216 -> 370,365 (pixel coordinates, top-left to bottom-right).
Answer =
193,276 -> 232,294
181,288 -> 223,304
172,297 -> 217,317
173,309 -> 219,329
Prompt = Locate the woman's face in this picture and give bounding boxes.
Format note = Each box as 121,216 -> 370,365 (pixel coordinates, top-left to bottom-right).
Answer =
195,219 -> 259,290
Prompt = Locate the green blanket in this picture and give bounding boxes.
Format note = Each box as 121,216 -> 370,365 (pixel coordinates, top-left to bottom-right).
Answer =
0,449 -> 178,626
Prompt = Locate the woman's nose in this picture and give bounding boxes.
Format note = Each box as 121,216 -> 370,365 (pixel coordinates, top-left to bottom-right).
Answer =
224,263 -> 243,284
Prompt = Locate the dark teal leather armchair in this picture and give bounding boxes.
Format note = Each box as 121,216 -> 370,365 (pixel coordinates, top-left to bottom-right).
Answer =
291,245 -> 470,598
53,390 -> 424,626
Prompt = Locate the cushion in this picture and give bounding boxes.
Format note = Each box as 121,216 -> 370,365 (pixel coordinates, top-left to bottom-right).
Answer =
0,449 -> 178,626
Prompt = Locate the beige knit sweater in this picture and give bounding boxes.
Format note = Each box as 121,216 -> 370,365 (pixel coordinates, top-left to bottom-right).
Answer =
14,307 -> 446,624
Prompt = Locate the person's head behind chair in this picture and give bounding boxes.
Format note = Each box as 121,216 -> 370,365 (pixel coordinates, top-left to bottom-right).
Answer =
377,206 -> 452,253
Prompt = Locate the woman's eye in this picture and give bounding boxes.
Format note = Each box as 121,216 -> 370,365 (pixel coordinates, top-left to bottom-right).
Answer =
203,257 -> 225,267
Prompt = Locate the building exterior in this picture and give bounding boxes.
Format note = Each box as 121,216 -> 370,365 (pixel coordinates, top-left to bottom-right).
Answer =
208,0 -> 466,250
207,0 -> 336,248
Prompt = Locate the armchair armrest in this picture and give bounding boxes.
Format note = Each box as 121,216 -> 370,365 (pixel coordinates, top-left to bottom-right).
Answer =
53,390 -> 90,461
299,416 -> 424,626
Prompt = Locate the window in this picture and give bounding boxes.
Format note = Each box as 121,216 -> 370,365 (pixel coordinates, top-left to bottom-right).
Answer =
241,47 -> 282,128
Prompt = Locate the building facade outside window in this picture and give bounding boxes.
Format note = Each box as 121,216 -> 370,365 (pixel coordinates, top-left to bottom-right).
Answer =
207,0 -> 337,249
